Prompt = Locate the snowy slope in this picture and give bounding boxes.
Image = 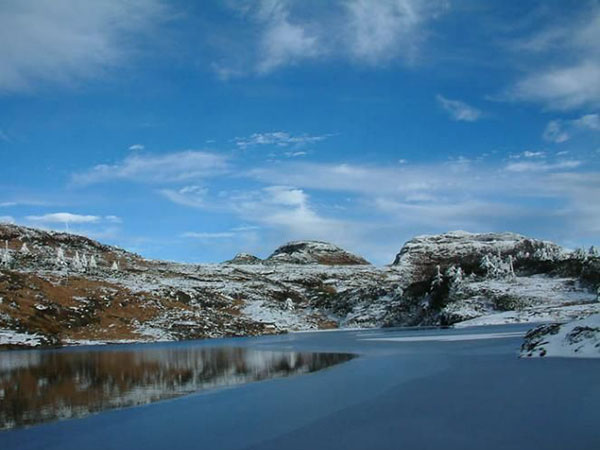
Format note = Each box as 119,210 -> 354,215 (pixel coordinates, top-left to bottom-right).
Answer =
1,225 -> 598,348
521,314 -> 600,358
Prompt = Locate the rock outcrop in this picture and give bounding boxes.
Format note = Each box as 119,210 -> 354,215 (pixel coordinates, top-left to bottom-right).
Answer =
387,231 -> 599,326
224,253 -> 262,265
521,314 -> 600,358
0,223 -> 135,272
265,240 -> 370,265
392,231 -> 563,284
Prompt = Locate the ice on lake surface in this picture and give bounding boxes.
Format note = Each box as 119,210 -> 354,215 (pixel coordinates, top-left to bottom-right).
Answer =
0,344 -> 353,430
1,325 -> 599,450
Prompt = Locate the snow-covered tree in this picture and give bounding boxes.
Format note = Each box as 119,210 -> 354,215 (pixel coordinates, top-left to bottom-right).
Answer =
55,247 -> 67,267
72,251 -> 84,271
89,255 -> 97,269
1,241 -> 12,268
507,255 -> 516,280
445,265 -> 464,285
284,298 -> 294,311
430,265 -> 444,292
445,265 -> 457,279
589,246 -> 599,257
573,247 -> 587,260
111,260 -> 119,272
81,254 -> 88,270
480,255 -> 496,277
20,243 -> 30,255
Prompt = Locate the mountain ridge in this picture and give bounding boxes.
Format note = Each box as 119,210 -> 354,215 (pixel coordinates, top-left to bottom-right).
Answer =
1,224 -> 598,350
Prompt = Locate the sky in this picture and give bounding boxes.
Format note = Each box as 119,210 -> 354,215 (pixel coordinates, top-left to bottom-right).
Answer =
0,0 -> 599,265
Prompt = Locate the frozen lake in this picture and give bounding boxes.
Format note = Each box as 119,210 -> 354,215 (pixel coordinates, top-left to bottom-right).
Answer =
1,324 -> 599,449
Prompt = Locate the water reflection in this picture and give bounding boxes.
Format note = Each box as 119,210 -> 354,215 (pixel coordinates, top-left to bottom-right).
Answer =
0,346 -> 353,430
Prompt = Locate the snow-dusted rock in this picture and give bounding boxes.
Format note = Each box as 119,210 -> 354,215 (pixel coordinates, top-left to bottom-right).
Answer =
521,314 -> 600,358
224,253 -> 262,265
392,231 -> 563,284
266,241 -> 370,265
0,224 -> 597,348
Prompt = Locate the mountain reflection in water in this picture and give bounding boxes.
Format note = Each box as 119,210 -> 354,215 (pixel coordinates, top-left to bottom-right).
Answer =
0,346 -> 353,430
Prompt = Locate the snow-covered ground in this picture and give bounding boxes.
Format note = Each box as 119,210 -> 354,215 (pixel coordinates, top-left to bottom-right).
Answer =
1,224 -> 598,348
447,275 -> 598,327
521,313 -> 600,358
0,329 -> 44,347
455,303 -> 600,328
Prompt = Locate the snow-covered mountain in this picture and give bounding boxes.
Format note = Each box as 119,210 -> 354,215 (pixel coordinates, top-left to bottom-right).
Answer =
0,224 -> 598,349
264,240 -> 370,265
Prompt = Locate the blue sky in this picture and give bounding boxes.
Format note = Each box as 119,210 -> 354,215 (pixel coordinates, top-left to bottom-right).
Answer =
0,0 -> 599,264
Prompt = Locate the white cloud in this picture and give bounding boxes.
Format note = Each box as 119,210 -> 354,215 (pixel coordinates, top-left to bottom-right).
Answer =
510,61 -> 600,110
345,0 -> 446,64
0,202 -> 17,208
373,197 -> 527,229
572,113 -> 600,131
505,8 -> 600,110
177,185 -> 347,248
105,215 -> 122,224
542,113 -> 600,143
25,212 -> 101,224
0,216 -> 15,224
0,0 -> 165,93
504,160 -> 581,172
222,185 -> 342,240
72,151 -> 229,185
234,131 -> 330,149
160,185 -> 208,208
247,157 -> 598,232
250,160 -> 475,197
256,2 -> 320,73
543,121 -> 569,143
155,154 -> 600,262
436,95 -> 483,122
128,144 -> 145,151
217,0 -> 447,76
522,151 -> 546,158
284,151 -> 307,158
508,151 -> 546,159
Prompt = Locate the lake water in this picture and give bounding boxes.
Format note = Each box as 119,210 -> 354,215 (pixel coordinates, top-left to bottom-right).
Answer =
0,344 -> 353,429
1,324 -> 599,449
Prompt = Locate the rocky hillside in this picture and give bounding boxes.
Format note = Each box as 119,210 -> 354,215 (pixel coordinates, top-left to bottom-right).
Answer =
224,253 -> 263,265
392,231 -> 563,283
265,241 -> 370,265
0,225 -> 598,349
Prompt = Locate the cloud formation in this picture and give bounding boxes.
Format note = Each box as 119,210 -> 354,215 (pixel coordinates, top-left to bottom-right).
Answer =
25,212 -> 101,224
436,95 -> 483,122
543,113 -> 600,143
160,186 -> 208,208
255,1 -> 320,73
234,131 -> 330,149
345,0 -> 444,64
72,151 -> 229,185
217,0 -> 447,76
505,7 -> 600,110
0,0 -> 165,93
